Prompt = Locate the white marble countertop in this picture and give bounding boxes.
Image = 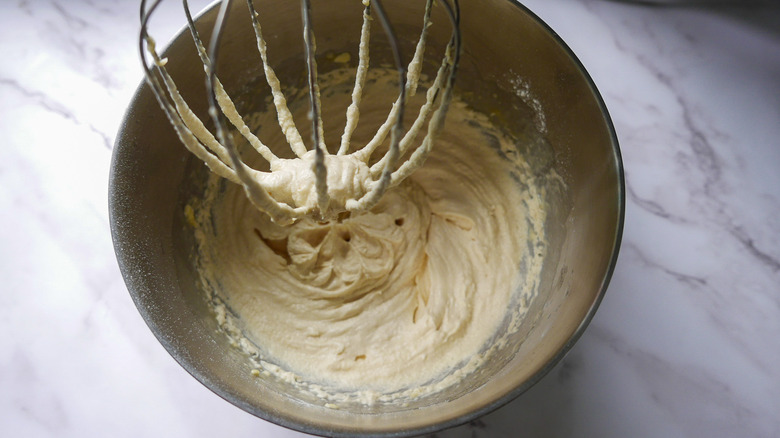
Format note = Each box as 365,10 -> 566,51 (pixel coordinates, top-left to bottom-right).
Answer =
1,0 -> 778,437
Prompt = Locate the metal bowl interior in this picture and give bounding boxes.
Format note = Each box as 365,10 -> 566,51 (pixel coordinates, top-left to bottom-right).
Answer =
109,0 -> 624,436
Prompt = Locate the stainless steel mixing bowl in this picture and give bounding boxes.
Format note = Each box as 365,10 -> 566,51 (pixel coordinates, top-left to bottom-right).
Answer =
110,0 -> 623,436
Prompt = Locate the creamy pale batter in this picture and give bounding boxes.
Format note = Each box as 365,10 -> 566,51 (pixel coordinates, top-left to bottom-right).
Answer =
188,70 -> 548,404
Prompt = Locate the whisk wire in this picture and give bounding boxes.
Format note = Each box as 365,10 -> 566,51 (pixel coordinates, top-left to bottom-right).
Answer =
336,2 -> 372,156
140,0 -> 241,182
246,0 -> 308,158
301,0 -> 330,216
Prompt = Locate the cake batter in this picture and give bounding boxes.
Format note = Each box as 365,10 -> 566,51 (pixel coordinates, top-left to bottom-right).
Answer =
188,71 -> 548,404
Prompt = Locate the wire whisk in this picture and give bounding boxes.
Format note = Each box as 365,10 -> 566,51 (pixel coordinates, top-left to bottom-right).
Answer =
140,0 -> 460,224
